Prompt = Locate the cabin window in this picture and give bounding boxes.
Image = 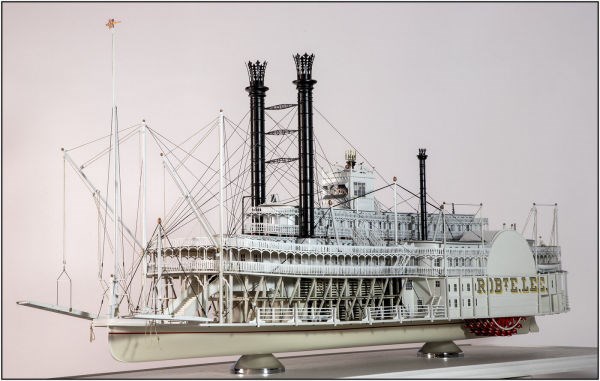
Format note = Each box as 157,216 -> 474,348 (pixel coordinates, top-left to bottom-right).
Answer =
435,280 -> 440,288
454,299 -> 458,308
467,283 -> 471,292
468,299 -> 471,307
353,182 -> 366,197
453,284 -> 458,292
406,280 -> 413,290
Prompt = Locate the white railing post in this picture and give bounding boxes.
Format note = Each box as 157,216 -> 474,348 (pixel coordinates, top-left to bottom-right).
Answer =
256,308 -> 260,327
294,305 -> 298,326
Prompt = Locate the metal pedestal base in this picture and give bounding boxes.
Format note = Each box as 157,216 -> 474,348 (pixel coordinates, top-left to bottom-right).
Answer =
417,341 -> 464,359
232,354 -> 286,375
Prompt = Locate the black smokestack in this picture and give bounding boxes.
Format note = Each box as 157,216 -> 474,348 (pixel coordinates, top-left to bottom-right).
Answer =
293,53 -> 317,238
417,148 -> 428,240
246,61 -> 269,207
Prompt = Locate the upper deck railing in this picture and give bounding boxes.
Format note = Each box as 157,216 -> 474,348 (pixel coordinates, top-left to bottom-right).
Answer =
148,258 -> 486,277
165,236 -> 488,258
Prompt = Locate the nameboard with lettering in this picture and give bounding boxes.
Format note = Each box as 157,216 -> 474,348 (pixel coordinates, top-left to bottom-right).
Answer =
475,276 -> 548,295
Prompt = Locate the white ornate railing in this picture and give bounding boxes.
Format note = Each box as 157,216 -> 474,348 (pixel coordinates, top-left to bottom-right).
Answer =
252,307 -> 335,326
243,223 -> 299,236
365,304 -> 447,323
165,236 -> 488,258
148,259 -> 486,277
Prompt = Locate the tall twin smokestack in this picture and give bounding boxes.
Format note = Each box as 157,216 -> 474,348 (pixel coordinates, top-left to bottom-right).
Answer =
245,61 -> 269,208
246,54 -> 317,239
293,53 -> 317,239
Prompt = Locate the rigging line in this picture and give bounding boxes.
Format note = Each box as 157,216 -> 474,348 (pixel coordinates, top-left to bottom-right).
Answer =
173,120 -> 220,172
426,192 -> 443,209
314,107 -> 439,211
115,109 -> 129,302
164,133 -> 253,229
65,123 -> 143,152
116,241 -> 145,310
93,196 -> 112,277
81,127 -> 141,169
314,106 -> 387,182
125,225 -> 158,312
223,111 -> 250,135
264,107 -> 297,132
164,116 -> 220,157
144,129 -> 197,226
226,122 -> 251,234
314,136 -> 338,188
162,190 -> 246,238
265,123 -> 298,161
161,181 -> 243,237
265,108 -> 295,132
266,134 -> 299,184
394,186 -> 419,213
284,107 -> 298,129
175,116 -> 247,190
97,107 -> 115,314
381,194 -> 419,211
162,148 -> 250,234
128,162 -> 143,278
162,231 -> 208,317
267,161 -> 299,202
330,183 -> 395,209
224,121 -> 241,235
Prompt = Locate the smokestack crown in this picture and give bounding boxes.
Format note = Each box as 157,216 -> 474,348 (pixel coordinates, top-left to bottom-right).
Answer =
417,148 -> 428,160
247,60 -> 268,87
293,53 -> 315,80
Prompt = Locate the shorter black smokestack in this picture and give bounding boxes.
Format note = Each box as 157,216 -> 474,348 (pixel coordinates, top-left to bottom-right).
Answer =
417,148 -> 428,240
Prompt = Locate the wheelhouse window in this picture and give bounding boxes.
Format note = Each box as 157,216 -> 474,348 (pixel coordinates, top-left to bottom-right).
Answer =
353,182 -> 366,197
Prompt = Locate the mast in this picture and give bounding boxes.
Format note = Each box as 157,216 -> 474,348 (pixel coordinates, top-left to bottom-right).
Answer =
245,61 -> 269,208
107,18 -> 122,318
156,219 -> 164,313
294,53 -> 317,239
393,176 -> 398,244
218,110 -> 225,323
141,120 -> 147,280
417,148 -> 428,241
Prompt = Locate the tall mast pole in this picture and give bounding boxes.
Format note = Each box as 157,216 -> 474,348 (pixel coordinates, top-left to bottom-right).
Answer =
141,120 -> 147,276
107,18 -> 122,318
218,110 -> 225,324
393,176 -> 398,245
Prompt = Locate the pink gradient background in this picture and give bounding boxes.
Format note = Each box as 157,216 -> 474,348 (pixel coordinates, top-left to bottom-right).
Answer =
3,3 -> 597,378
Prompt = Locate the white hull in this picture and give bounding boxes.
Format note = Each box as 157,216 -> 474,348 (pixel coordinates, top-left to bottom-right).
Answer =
108,318 -> 537,362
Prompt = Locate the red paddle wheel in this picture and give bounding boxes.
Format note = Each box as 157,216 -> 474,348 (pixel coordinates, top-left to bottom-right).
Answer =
464,316 -> 525,336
